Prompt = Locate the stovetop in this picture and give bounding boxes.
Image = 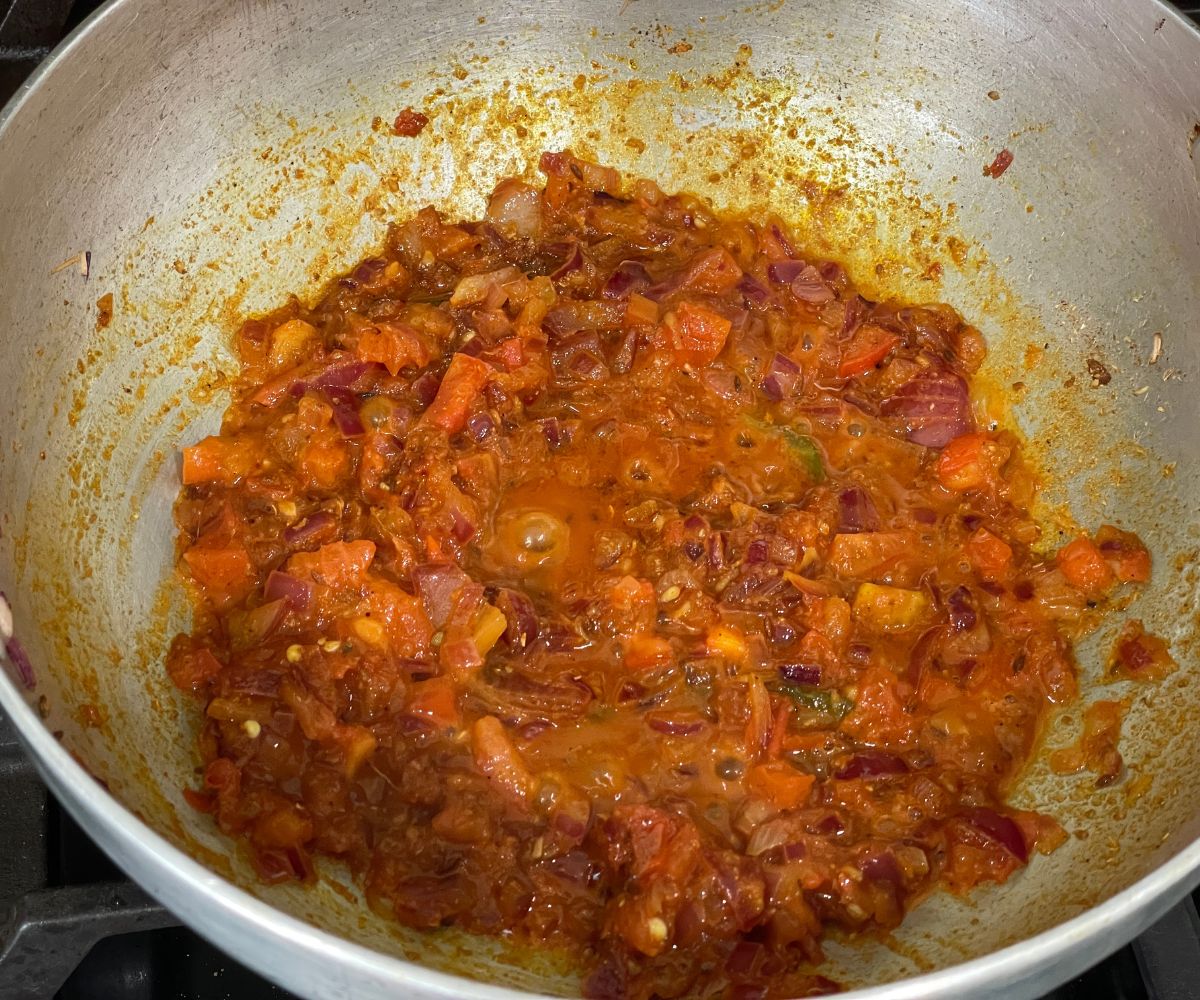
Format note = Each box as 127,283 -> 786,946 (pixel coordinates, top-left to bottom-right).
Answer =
3,1 -> 1200,998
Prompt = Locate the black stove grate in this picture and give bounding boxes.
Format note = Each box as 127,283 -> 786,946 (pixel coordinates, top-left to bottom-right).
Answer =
2,1 -> 1200,998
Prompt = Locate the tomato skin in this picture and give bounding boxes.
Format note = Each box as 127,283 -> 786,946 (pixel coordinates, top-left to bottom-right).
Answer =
679,247 -> 743,294
1094,525 -> 1152,582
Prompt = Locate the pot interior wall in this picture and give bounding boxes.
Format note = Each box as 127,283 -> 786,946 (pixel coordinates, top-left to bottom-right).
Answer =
0,0 -> 1197,993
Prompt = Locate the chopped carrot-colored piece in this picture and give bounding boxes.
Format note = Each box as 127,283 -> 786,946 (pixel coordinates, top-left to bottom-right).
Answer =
624,292 -> 658,328
706,624 -> 749,664
298,435 -> 349,490
182,436 -> 254,486
852,583 -> 930,633
472,604 -> 508,657
334,725 -> 377,778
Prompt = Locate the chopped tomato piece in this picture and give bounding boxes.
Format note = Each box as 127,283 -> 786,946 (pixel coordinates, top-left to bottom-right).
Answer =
609,576 -> 655,612
333,725 -> 377,778
298,434 -> 349,490
268,319 -> 319,373
165,637 -> 223,696
355,321 -> 430,375
420,353 -> 492,434
840,666 -> 916,746
936,432 -> 998,492
828,531 -> 917,582
287,540 -> 376,592
665,301 -> 732,368
182,546 -> 254,606
1056,537 -> 1115,595
406,676 -> 460,730
706,624 -> 749,664
1106,620 -> 1176,682
1094,524 -> 1152,583
837,323 -> 900,377
679,247 -> 743,293
253,806 -> 314,849
357,577 -> 432,657
492,337 -> 525,370
392,107 -> 429,137
624,633 -> 674,671
182,436 -> 255,486
747,763 -> 815,810
965,527 -> 1013,582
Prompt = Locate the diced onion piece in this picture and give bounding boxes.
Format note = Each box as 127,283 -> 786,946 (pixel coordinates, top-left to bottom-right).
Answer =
882,369 -> 973,447
472,715 -> 534,802
486,179 -> 542,237
449,267 -> 521,308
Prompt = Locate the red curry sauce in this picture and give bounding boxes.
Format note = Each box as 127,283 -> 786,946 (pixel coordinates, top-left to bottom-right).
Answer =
167,151 -> 1156,998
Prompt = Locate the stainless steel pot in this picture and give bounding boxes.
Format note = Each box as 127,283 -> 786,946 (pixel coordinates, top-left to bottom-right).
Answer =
1,1 -> 1198,997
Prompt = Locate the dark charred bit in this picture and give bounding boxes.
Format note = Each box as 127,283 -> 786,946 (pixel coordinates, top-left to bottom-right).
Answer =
1086,358 -> 1112,386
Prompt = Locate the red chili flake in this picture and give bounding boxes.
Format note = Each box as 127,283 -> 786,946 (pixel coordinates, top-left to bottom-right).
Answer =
983,148 -> 1014,179
392,107 -> 429,137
